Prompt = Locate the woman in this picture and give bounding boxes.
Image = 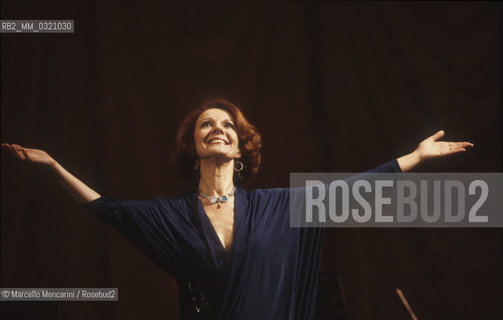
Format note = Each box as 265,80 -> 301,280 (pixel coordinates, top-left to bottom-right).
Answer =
2,99 -> 472,319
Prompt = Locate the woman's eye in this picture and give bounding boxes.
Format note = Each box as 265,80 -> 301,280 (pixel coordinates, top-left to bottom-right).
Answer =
224,122 -> 235,129
201,121 -> 212,127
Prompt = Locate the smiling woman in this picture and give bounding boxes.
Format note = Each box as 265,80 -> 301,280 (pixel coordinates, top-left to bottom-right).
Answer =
174,99 -> 262,186
1,98 -> 473,320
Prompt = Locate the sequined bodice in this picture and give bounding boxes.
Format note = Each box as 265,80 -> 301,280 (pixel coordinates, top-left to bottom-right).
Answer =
179,280 -> 213,319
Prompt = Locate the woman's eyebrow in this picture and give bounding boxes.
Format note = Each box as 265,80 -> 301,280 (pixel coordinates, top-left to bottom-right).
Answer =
198,117 -> 234,124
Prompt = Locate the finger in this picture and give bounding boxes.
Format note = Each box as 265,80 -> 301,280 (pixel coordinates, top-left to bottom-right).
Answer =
1,143 -> 12,152
430,130 -> 445,141
11,144 -> 24,152
3,144 -> 20,159
459,142 -> 474,148
448,148 -> 467,154
448,142 -> 474,149
446,141 -> 471,152
1,143 -> 14,156
10,144 -> 26,160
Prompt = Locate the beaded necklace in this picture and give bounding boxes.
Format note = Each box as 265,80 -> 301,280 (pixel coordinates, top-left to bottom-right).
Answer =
198,187 -> 236,209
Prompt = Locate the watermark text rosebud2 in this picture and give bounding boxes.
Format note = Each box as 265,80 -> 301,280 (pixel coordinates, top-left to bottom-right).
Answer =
290,173 -> 503,227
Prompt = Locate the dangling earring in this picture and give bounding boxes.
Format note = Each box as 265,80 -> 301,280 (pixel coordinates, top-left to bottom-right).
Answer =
234,159 -> 244,172
193,159 -> 199,170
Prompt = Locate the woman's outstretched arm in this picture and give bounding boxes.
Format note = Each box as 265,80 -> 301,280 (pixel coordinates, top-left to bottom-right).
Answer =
2,143 -> 100,204
397,130 -> 474,172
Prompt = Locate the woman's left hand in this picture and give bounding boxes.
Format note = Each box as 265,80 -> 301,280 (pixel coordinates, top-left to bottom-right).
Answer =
397,130 -> 473,172
415,130 -> 473,161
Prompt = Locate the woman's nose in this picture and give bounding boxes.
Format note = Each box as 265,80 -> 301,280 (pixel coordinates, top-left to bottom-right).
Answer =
212,122 -> 224,133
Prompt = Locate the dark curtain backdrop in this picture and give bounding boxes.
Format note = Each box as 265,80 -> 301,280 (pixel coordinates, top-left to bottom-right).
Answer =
1,1 -> 501,319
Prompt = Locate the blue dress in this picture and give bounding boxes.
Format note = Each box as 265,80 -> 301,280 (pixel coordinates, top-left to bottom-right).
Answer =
83,159 -> 401,319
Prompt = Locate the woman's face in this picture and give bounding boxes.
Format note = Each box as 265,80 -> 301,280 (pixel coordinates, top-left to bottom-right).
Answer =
194,108 -> 241,161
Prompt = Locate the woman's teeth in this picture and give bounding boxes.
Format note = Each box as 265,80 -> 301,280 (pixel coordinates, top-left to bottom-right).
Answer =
208,139 -> 227,144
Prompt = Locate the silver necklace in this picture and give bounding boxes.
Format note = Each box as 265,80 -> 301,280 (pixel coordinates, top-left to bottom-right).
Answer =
198,187 -> 236,209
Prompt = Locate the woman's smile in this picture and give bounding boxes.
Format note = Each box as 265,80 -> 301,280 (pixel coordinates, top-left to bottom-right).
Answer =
206,137 -> 229,145
195,108 -> 241,160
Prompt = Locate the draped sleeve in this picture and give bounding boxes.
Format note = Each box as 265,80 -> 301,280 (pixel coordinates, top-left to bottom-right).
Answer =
81,195 -> 201,278
368,158 -> 402,173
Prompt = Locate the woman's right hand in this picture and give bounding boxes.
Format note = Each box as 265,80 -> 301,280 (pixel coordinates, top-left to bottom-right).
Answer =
2,143 -> 56,167
2,143 -> 101,203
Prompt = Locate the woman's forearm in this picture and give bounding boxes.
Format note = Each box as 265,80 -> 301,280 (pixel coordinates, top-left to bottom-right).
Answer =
2,143 -> 101,204
397,150 -> 421,172
51,161 -> 101,204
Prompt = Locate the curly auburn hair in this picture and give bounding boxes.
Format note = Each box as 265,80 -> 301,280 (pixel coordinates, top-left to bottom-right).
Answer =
174,99 -> 262,185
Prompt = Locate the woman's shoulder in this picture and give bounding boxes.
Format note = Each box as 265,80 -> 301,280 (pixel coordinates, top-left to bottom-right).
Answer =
152,190 -> 198,206
243,187 -> 290,202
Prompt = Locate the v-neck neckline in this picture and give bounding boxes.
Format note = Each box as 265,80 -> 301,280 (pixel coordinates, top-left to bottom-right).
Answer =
196,187 -> 243,254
